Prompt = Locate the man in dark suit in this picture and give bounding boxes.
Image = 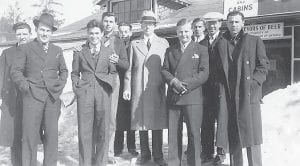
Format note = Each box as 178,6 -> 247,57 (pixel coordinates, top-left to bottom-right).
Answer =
0,22 -> 31,166
101,12 -> 129,164
200,12 -> 227,164
72,19 -> 116,166
114,22 -> 138,157
10,13 -> 68,166
162,18 -> 209,166
222,11 -> 269,166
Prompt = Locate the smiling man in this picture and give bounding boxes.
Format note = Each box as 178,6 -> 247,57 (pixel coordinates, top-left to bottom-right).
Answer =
71,19 -> 117,166
0,22 -> 31,166
162,18 -> 209,166
10,13 -> 68,166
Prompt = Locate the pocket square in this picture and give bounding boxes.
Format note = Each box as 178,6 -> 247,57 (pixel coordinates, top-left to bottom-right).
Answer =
56,53 -> 61,58
192,54 -> 199,59
104,40 -> 110,47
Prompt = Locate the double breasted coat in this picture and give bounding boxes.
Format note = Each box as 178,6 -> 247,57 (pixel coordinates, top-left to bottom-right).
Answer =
221,31 -> 270,148
0,45 -> 22,146
124,34 -> 169,130
162,40 -> 209,105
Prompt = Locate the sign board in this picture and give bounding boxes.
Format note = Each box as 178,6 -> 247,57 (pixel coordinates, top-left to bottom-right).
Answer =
224,0 -> 258,17
243,22 -> 284,40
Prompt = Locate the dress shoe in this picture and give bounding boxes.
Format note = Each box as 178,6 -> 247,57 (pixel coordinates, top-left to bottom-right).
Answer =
128,149 -> 139,156
201,153 -> 214,163
154,158 -> 167,166
136,155 -> 151,164
114,150 -> 122,157
107,157 -> 116,164
214,152 -> 226,165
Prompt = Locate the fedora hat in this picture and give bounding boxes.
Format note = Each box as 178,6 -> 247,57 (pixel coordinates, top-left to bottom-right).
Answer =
203,12 -> 224,22
139,10 -> 158,23
33,13 -> 57,31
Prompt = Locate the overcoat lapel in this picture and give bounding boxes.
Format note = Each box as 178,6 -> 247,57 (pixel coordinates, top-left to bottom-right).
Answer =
95,45 -> 109,71
175,41 -> 194,71
135,37 -> 148,57
145,35 -> 159,61
235,34 -> 248,91
82,46 -> 95,70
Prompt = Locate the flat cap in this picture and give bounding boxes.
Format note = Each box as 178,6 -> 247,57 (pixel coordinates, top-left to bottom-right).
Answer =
12,22 -> 31,32
203,12 -> 224,21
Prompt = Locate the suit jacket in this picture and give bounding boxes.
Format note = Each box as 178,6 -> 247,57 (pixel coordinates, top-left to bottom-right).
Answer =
10,39 -> 68,102
222,30 -> 270,147
102,32 -> 129,73
162,40 -> 209,105
124,34 -> 169,130
0,44 -> 22,146
71,43 -> 116,96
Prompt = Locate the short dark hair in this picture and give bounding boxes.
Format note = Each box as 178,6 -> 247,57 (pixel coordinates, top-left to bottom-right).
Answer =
227,11 -> 245,21
192,18 -> 205,26
118,22 -> 132,30
13,22 -> 32,33
102,12 -> 117,22
176,18 -> 192,28
86,19 -> 103,32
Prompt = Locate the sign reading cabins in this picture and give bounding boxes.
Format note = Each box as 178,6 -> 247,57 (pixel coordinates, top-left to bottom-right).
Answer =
244,23 -> 284,40
224,0 -> 258,17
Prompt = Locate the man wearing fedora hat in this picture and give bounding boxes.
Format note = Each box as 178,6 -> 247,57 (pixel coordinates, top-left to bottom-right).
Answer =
200,12 -> 228,164
123,10 -> 169,165
11,12 -> 68,166
0,22 -> 32,166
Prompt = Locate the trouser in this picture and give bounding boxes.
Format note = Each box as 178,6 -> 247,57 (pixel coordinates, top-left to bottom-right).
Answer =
168,105 -> 202,166
11,93 -> 22,166
77,81 -> 111,166
22,92 -> 60,166
201,104 -> 216,156
108,74 -> 120,158
139,130 -> 163,160
114,130 -> 136,152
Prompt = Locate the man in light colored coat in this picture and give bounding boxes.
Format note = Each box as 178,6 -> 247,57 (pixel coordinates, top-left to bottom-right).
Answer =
123,10 -> 169,166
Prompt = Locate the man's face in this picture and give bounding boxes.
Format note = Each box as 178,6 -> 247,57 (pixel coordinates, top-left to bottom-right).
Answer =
206,20 -> 222,36
177,23 -> 193,44
102,16 -> 116,33
88,27 -> 103,45
227,14 -> 244,36
36,23 -> 53,43
15,28 -> 31,44
192,21 -> 205,37
141,22 -> 155,36
118,25 -> 132,40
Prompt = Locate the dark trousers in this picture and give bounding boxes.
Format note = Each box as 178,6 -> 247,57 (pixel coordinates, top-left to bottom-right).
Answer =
114,130 -> 136,152
22,92 -> 60,166
201,105 -> 216,156
168,105 -> 202,166
77,81 -> 111,166
139,130 -> 163,160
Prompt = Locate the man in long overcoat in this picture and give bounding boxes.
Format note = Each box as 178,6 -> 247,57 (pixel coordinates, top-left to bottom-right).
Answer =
123,10 -> 169,165
10,13 -> 68,166
162,18 -> 209,166
200,12 -> 228,164
222,11 -> 269,166
0,22 -> 31,166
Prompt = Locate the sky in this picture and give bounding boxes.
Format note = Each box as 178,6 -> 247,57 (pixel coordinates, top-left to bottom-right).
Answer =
0,0 -> 98,27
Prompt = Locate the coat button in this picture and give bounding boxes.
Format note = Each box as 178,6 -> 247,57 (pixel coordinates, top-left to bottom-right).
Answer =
246,76 -> 250,80
246,61 -> 250,65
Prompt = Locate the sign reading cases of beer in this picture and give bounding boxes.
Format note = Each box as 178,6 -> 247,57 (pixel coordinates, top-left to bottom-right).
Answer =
244,23 -> 284,40
224,0 -> 258,17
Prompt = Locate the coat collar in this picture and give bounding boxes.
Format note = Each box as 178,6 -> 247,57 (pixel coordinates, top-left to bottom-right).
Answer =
81,43 -> 96,70
134,34 -> 160,57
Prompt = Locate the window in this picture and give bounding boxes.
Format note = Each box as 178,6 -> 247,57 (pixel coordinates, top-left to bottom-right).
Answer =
111,0 -> 152,23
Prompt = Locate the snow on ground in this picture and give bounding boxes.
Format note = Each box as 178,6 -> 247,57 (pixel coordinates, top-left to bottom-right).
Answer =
1,83 -> 300,165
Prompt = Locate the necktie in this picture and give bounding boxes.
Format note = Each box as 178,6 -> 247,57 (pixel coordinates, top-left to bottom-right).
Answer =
147,39 -> 151,50
42,43 -> 48,53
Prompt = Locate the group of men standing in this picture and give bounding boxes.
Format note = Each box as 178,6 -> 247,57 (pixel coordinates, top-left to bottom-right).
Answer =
0,8 -> 269,166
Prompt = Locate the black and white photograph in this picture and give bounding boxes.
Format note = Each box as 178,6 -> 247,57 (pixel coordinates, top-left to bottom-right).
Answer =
0,0 -> 299,165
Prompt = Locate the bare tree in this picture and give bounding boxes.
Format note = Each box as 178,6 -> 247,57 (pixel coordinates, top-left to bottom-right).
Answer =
32,0 -> 65,27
